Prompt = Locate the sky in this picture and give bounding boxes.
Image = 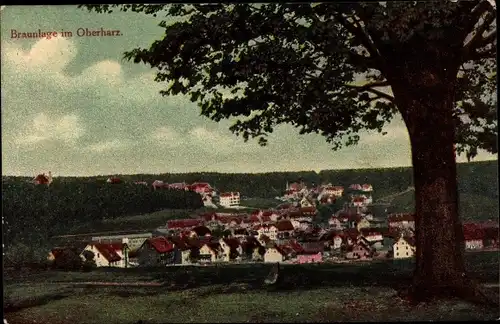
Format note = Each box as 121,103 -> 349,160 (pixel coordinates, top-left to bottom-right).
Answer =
1,5 -> 497,177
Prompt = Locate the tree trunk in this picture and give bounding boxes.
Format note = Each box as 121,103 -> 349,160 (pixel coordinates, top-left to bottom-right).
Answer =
394,78 -> 474,303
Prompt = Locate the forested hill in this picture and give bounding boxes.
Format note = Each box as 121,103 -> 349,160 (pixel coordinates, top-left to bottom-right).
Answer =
6,160 -> 495,200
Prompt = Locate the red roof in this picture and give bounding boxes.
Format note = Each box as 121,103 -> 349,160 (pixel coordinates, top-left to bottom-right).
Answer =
388,213 -> 415,222
107,177 -> 122,184
220,192 -> 238,197
167,219 -> 203,229
222,238 -> 241,250
276,220 -> 294,231
345,228 -> 360,240
402,236 -> 416,247
300,207 -> 317,215
146,237 -> 174,254
93,243 -> 122,262
168,236 -> 190,251
34,174 -> 49,184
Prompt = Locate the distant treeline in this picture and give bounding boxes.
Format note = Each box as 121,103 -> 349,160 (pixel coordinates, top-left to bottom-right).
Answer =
2,180 -> 203,248
23,160 -> 495,200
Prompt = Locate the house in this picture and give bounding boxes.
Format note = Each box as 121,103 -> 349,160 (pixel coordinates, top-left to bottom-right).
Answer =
168,236 -> 194,265
356,218 -> 371,231
323,186 -> 344,197
219,238 -> 243,261
136,237 -> 175,266
388,213 -> 415,230
219,192 -> 241,208
393,236 -> 416,259
48,241 -> 87,263
300,196 -> 315,208
349,184 -> 362,191
255,224 -> 278,240
80,242 -> 127,267
258,234 -> 273,247
167,219 -> 204,230
264,245 -> 286,263
361,184 -> 373,192
198,242 -> 221,263
106,177 -> 122,184
152,180 -> 166,189
360,228 -> 384,243
483,226 -> 499,248
346,241 -> 372,260
34,171 -> 52,185
276,220 -> 295,239
190,226 -> 212,237
168,182 -> 188,190
344,228 -> 361,246
328,216 -> 343,229
232,228 -> 249,239
190,182 -> 215,195
351,196 -> 366,207
463,224 -> 484,250
91,233 -> 152,251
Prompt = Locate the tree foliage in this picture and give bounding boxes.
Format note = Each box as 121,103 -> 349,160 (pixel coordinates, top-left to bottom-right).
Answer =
81,2 -> 497,158
2,178 -> 203,248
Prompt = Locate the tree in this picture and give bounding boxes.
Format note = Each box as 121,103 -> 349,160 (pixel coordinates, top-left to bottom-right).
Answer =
82,250 -> 97,271
80,2 -> 497,304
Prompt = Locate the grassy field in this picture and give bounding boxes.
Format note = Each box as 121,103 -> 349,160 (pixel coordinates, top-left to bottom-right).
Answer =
4,252 -> 499,323
240,198 -> 284,209
64,209 -> 196,235
389,191 -> 499,221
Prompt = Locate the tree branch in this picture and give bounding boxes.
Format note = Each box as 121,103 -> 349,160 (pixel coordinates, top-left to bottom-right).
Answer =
345,81 -> 395,102
470,43 -> 497,60
463,6 -> 496,60
334,12 -> 383,71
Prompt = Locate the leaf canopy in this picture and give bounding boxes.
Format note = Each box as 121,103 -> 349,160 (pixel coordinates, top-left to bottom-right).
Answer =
81,2 -> 497,159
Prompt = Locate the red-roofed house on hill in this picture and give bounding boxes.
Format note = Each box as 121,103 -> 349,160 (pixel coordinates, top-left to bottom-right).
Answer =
199,242 -> 221,263
34,171 -> 53,186
388,213 -> 415,230
219,238 -> 243,261
393,235 -> 416,259
167,219 -> 204,230
106,177 -> 122,184
276,220 -> 295,239
80,242 -> 127,267
361,184 -> 373,192
190,182 -> 215,195
219,192 -> 241,208
463,224 -> 484,250
323,186 -> 344,197
136,237 -> 175,266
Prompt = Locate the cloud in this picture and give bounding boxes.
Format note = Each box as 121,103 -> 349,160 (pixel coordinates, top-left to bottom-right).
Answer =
84,139 -> 131,153
14,113 -> 84,147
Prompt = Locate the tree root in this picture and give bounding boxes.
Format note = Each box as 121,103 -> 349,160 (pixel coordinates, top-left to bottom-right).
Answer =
396,278 -> 499,309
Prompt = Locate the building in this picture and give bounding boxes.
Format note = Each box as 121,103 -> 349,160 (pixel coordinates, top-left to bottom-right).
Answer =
219,192 -> 241,208
388,213 -> 415,230
34,171 -> 52,185
264,245 -> 285,263
393,236 -> 416,259
80,242 -> 128,267
91,233 -> 152,251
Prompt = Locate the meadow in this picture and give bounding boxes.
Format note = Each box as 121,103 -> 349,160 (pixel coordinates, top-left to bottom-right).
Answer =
4,251 -> 499,323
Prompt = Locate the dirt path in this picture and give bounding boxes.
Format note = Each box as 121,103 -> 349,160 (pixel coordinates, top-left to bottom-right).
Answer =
71,281 -> 163,287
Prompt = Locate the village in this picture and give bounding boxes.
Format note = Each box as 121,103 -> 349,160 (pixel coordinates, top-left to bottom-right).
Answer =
47,178 -> 500,269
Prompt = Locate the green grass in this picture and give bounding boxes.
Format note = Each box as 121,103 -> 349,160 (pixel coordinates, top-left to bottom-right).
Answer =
241,198 -> 284,209
65,209 -> 196,234
4,252 -> 499,323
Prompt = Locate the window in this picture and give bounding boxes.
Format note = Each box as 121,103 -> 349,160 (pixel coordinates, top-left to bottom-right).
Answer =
406,252 -> 409,256
396,253 -> 399,257
97,253 -> 100,258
